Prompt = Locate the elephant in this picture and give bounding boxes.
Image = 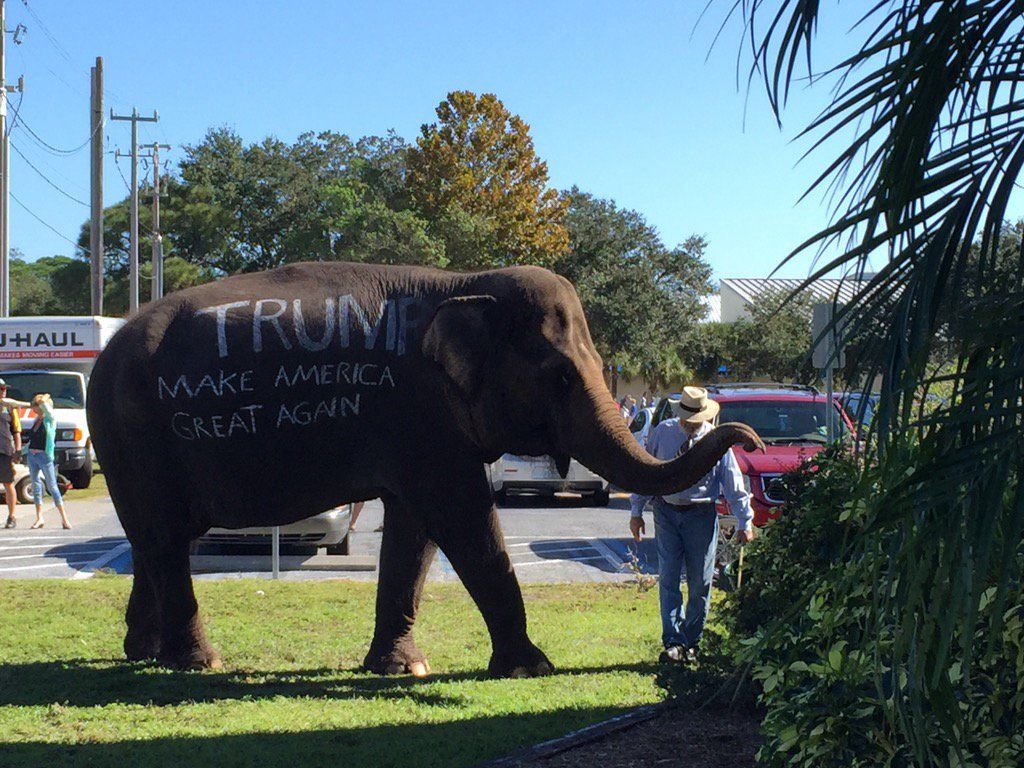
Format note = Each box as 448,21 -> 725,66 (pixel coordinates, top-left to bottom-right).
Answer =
87,261 -> 763,677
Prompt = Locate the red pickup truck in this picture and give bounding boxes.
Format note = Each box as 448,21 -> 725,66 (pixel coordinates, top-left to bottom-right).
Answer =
649,384 -> 855,526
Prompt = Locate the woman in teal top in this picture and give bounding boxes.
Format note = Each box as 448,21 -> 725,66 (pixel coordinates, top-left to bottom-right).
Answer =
27,393 -> 70,529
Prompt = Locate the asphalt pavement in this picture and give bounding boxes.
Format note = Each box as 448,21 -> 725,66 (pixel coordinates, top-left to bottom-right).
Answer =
0,489 -> 658,583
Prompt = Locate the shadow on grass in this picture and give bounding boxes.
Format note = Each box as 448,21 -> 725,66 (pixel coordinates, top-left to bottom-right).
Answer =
0,658 -> 661,708
0,707 -> 639,768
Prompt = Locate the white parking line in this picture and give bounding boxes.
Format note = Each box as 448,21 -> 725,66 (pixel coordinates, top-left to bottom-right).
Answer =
0,542 -> 116,550
588,538 -> 627,571
503,535 -> 592,541
515,555 -> 607,567
72,541 -> 131,580
0,549 -> 111,561
509,545 -> 597,557
0,560 -> 92,572
0,535 -> 93,542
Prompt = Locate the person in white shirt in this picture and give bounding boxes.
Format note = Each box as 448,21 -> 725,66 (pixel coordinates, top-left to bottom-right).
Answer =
629,387 -> 755,663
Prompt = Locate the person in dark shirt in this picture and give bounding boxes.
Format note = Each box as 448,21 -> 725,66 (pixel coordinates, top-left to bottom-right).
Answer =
0,379 -> 23,529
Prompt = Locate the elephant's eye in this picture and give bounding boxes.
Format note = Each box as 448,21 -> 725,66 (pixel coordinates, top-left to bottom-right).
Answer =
554,369 -> 573,395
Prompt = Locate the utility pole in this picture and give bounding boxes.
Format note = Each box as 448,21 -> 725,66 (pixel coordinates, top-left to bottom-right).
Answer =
89,57 -> 103,315
0,0 -> 24,318
139,141 -> 169,300
111,108 -> 157,313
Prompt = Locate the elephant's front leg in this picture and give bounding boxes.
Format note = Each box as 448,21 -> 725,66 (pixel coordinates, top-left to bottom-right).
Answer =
429,501 -> 553,678
363,495 -> 436,677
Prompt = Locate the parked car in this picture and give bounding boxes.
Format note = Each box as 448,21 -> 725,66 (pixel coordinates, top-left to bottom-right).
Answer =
0,461 -> 72,504
197,505 -> 353,555
645,384 -> 853,525
628,406 -> 655,447
496,455 -> 610,505
839,391 -> 879,428
707,383 -> 855,526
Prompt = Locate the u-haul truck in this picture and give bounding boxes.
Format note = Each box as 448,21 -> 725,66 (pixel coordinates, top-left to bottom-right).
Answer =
0,316 -> 125,488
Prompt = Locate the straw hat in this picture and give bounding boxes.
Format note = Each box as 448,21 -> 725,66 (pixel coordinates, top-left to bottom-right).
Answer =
669,386 -> 720,425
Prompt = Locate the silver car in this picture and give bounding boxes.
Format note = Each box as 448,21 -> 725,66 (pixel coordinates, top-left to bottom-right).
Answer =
496,455 -> 610,505
198,505 -> 353,555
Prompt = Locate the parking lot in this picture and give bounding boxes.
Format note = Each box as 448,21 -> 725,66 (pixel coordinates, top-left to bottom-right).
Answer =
0,489 -> 657,583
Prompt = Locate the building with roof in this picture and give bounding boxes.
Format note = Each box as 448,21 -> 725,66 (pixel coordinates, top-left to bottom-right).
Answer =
699,293 -> 721,323
717,277 -> 866,322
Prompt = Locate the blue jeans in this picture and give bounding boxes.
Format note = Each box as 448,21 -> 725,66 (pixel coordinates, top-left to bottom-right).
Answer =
652,498 -> 718,649
27,451 -> 62,507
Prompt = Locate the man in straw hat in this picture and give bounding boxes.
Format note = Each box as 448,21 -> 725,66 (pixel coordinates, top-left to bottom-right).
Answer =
629,386 -> 755,664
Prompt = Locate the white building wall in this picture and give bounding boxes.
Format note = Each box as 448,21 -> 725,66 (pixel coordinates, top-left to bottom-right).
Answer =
719,283 -> 752,322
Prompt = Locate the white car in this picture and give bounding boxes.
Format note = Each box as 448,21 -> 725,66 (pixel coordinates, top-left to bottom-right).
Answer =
0,461 -> 71,504
198,506 -> 353,555
628,406 -> 655,447
496,455 -> 610,505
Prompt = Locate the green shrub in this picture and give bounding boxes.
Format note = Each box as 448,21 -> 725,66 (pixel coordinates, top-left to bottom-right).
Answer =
730,450 -> 1024,768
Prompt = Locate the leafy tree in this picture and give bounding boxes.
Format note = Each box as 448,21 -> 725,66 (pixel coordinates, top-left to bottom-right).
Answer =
732,290 -> 816,383
170,128 -> 444,273
9,250 -> 55,316
408,91 -> 568,269
556,188 -> 712,387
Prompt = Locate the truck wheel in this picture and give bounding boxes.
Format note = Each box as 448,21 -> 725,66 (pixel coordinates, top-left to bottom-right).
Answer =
16,477 -> 34,505
326,534 -> 350,556
590,488 -> 610,506
67,454 -> 94,490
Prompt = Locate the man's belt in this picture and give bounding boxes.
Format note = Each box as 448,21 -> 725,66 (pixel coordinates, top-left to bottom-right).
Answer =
660,500 -> 714,513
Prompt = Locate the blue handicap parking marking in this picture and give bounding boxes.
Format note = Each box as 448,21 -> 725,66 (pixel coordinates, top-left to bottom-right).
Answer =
107,547 -> 134,574
602,537 -> 658,574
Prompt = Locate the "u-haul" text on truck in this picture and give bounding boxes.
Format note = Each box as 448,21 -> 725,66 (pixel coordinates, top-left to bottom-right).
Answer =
0,316 -> 125,488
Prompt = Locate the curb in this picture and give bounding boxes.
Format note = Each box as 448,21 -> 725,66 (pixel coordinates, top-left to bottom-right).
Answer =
472,702 -> 666,767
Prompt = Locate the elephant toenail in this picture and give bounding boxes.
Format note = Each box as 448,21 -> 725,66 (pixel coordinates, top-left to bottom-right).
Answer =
410,662 -> 429,678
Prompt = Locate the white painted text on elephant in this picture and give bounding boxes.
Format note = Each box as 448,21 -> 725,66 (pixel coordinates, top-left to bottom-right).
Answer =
195,295 -> 422,358
273,361 -> 396,389
158,368 -> 256,400
171,405 -> 264,441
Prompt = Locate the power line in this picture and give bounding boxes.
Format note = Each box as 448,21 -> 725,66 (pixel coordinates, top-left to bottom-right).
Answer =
12,110 -> 98,155
9,189 -> 85,251
9,140 -> 88,205
19,0 -> 70,62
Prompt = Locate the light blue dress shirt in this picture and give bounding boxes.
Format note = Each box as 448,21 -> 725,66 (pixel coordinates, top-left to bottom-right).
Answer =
630,419 -> 754,531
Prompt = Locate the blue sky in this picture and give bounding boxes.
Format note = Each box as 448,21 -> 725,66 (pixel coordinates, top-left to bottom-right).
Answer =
2,0 -> 951,280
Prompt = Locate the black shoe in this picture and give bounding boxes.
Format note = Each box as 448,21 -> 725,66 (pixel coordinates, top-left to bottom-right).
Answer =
658,644 -> 687,664
3,517 -> 15,529
684,647 -> 698,664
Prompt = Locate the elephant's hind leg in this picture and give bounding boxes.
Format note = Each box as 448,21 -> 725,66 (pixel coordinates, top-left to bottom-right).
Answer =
124,552 -> 161,661
363,495 -> 436,677
141,538 -> 220,670
429,503 -> 553,679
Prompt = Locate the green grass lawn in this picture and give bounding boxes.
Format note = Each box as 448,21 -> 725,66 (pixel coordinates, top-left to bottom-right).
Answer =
62,468 -> 109,502
0,578 -> 671,768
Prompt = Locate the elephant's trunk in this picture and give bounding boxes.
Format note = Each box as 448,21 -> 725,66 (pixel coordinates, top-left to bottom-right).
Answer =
563,380 -> 762,497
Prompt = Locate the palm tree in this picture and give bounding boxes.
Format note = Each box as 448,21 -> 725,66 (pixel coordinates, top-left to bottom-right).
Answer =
728,0 -> 1024,760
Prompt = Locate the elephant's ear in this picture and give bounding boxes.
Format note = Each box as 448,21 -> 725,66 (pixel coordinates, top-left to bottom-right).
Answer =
422,295 -> 500,398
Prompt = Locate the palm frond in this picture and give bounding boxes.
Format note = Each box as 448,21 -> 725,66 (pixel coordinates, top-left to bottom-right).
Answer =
726,0 -> 1024,760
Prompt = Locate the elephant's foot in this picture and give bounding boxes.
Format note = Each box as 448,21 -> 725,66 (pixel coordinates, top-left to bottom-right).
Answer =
363,639 -> 431,678
488,641 -> 554,679
158,641 -> 222,671
123,628 -> 161,662
157,619 -> 222,671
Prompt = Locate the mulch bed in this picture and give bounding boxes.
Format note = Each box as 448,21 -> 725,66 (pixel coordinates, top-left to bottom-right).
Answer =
531,704 -> 762,768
